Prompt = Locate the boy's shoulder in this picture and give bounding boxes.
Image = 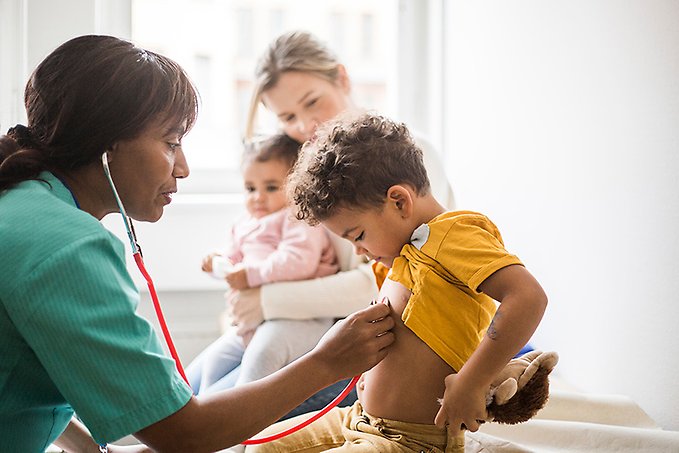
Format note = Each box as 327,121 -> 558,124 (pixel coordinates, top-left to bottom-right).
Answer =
425,210 -> 503,245
430,210 -> 492,226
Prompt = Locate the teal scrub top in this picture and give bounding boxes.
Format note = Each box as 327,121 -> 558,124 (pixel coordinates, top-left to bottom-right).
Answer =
0,173 -> 192,451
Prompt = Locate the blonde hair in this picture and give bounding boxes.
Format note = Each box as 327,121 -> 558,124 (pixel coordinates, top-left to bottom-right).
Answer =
245,31 -> 342,140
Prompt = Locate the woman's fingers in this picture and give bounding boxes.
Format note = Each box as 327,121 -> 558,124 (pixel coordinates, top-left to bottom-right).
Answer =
314,303 -> 395,378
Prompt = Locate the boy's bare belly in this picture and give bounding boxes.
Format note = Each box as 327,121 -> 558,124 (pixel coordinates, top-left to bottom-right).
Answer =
357,278 -> 455,424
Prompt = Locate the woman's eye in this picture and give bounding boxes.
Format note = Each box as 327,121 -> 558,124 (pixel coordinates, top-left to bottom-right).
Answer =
354,231 -> 364,242
306,98 -> 319,108
168,142 -> 181,151
283,114 -> 295,124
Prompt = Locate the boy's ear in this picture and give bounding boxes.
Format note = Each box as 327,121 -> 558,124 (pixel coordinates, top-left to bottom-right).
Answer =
386,185 -> 413,218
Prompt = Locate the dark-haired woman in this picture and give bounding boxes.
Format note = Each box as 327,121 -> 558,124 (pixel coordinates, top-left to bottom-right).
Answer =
0,35 -> 393,453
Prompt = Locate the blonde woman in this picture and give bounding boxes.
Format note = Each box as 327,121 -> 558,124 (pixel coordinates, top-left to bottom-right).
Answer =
226,31 -> 455,418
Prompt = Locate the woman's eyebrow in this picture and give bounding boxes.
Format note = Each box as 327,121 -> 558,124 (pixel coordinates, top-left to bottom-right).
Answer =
275,90 -> 315,119
164,125 -> 186,136
297,90 -> 315,105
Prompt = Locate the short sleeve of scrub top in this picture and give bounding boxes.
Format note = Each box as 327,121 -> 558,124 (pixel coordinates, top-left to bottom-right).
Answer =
0,174 -> 192,446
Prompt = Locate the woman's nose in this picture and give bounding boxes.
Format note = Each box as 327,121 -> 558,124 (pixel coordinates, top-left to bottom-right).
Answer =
173,148 -> 190,179
353,243 -> 367,256
297,117 -> 319,138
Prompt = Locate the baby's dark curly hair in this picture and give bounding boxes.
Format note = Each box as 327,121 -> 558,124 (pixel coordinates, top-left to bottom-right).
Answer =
288,112 -> 430,225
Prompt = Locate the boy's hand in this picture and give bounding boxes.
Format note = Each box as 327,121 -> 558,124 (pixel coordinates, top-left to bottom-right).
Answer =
201,253 -> 219,273
225,266 -> 249,290
434,373 -> 488,436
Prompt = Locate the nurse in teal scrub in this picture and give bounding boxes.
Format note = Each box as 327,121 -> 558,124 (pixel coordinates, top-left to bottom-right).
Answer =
0,35 -> 394,453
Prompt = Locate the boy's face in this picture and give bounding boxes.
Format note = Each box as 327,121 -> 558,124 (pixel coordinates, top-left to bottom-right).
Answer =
322,202 -> 414,268
242,159 -> 289,218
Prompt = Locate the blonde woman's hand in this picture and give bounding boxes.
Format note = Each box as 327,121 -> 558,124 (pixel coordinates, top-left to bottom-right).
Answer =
226,287 -> 264,335
225,266 -> 249,290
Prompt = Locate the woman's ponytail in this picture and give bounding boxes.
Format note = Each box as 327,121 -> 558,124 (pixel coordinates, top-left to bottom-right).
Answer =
0,125 -> 48,191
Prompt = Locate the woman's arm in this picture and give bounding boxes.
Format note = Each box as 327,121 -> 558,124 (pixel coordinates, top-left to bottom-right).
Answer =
53,418 -> 151,453
134,303 -> 394,452
434,264 -> 547,434
227,264 -> 378,334
412,133 -> 456,210
261,263 -> 377,319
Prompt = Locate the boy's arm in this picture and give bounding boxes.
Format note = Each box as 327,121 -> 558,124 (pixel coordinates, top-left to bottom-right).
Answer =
434,264 -> 547,435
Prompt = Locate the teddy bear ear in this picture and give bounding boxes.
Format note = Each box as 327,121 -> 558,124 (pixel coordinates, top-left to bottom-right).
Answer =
493,377 -> 518,405
517,351 -> 559,389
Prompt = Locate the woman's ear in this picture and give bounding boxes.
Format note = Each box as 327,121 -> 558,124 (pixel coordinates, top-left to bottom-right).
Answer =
104,143 -> 117,162
386,185 -> 413,218
336,64 -> 351,94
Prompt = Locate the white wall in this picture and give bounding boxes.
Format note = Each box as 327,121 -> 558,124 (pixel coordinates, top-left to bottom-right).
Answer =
6,0 -> 679,433
443,0 -> 679,430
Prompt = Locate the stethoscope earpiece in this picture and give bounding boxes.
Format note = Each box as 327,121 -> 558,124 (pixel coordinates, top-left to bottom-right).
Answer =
101,152 -> 140,255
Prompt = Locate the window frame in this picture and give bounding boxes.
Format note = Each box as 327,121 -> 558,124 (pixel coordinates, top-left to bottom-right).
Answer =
0,0 -> 446,291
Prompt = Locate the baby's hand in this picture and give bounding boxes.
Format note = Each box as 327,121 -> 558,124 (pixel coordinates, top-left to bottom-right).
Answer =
201,253 -> 219,273
225,266 -> 249,290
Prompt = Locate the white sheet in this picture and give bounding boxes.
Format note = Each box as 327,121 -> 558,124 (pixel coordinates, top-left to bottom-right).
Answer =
466,379 -> 679,452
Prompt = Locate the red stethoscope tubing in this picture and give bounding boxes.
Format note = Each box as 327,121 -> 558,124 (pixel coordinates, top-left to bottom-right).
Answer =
242,375 -> 360,445
133,251 -> 359,444
134,252 -> 188,383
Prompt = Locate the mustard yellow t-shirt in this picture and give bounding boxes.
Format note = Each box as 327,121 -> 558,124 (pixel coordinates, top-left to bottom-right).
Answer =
387,211 -> 523,372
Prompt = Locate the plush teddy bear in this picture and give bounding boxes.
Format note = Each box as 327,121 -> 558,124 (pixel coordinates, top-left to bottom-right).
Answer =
440,350 -> 559,427
485,350 -> 559,425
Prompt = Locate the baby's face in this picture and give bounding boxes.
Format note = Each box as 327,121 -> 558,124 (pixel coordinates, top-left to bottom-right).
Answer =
242,159 -> 289,218
322,204 -> 413,268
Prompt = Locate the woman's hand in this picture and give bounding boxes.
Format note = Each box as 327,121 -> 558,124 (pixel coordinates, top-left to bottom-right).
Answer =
434,373 -> 488,437
310,303 -> 395,380
226,287 -> 264,335
225,266 -> 249,290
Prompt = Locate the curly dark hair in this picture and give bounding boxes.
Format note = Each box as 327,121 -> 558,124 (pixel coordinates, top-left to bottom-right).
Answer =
288,112 -> 430,225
